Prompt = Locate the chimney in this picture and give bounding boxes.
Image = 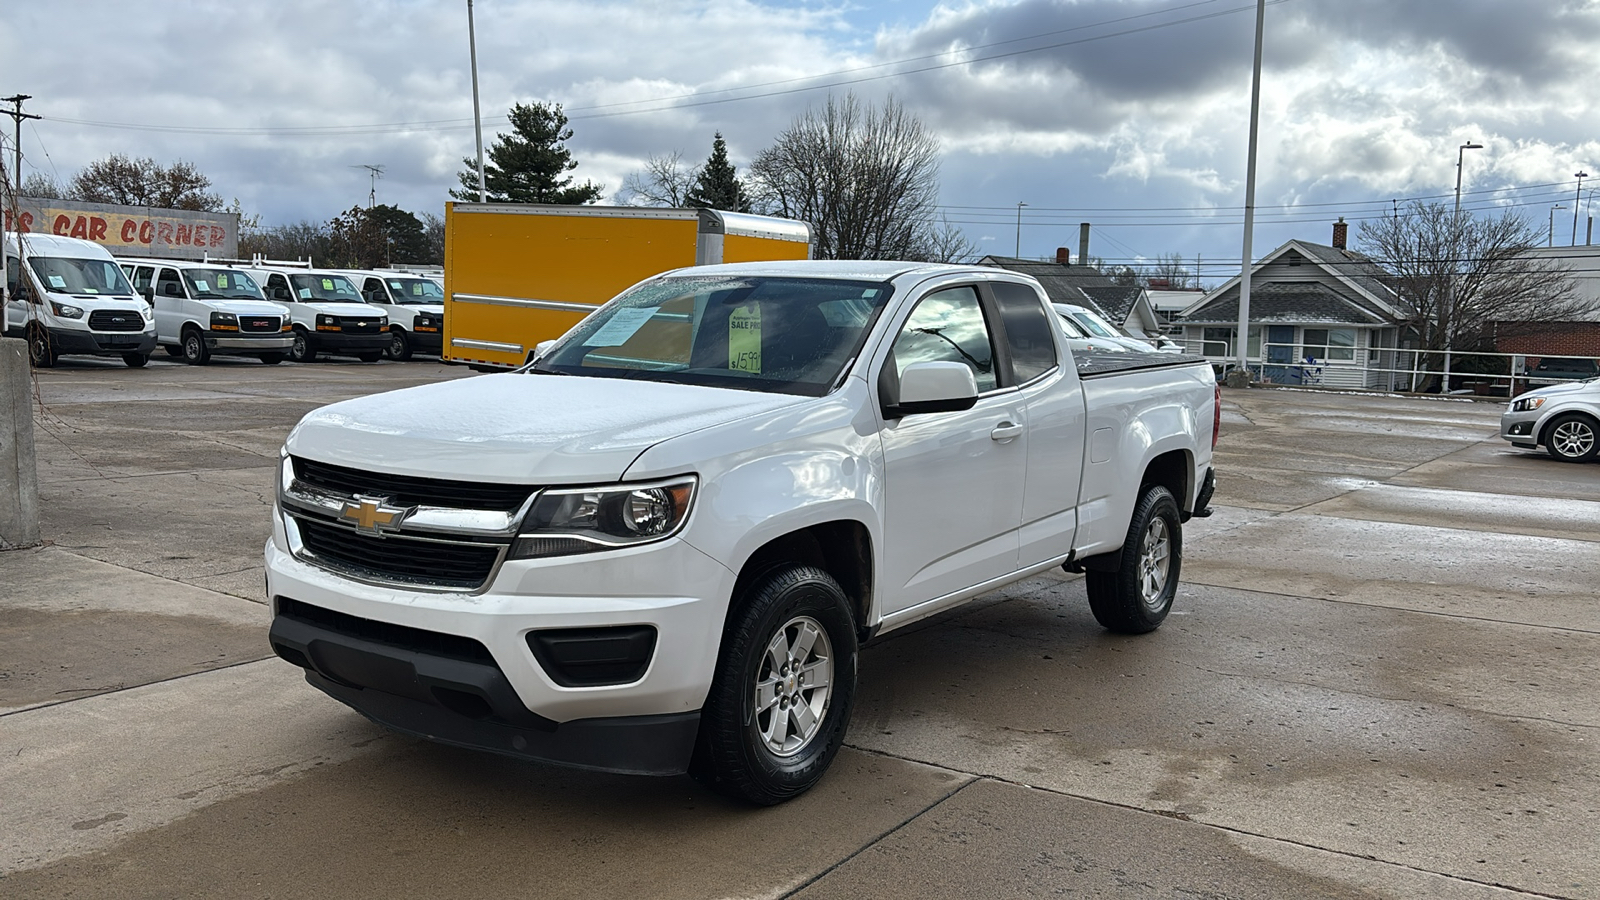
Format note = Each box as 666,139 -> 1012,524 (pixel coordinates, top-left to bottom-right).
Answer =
1332,217 -> 1348,250
1055,247 -> 1070,265
1078,223 -> 1091,268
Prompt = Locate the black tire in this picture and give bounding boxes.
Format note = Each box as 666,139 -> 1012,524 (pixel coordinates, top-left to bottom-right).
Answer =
27,324 -> 55,368
289,328 -> 316,362
181,328 -> 211,365
356,351 -> 383,363
162,344 -> 183,358
1085,484 -> 1182,634
691,564 -> 857,806
384,329 -> 413,361
1545,413 -> 1599,463
122,351 -> 149,368
259,352 -> 285,365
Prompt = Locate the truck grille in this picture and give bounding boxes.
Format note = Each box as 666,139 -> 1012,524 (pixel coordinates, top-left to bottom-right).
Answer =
291,456 -> 534,512
240,315 -> 282,333
340,318 -> 384,334
88,309 -> 146,332
293,517 -> 503,590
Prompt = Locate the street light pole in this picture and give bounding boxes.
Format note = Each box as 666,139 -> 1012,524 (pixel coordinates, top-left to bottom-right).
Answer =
1573,171 -> 1588,246
467,0 -> 487,203
1014,202 -> 1027,257
1454,141 -> 1482,215
1550,205 -> 1565,247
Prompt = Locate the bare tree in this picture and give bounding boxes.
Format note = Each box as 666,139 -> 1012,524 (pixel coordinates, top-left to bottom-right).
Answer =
69,154 -> 223,210
238,220 -> 334,264
421,212 -> 445,264
619,151 -> 699,207
1145,252 -> 1195,288
912,215 -> 978,263
21,172 -> 65,199
1357,201 -> 1589,356
748,93 -> 942,260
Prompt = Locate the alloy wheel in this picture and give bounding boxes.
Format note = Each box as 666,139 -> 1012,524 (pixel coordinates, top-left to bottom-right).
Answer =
753,615 -> 833,758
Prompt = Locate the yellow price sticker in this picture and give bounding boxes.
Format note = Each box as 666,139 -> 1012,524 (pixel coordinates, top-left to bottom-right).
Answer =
728,303 -> 761,373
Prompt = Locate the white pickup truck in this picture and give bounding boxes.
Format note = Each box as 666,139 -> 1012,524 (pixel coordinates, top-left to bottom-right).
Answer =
266,261 -> 1219,804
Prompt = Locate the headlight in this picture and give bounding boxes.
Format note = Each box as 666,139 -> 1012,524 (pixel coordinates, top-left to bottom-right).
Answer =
281,318 -> 294,332
1510,396 -> 1546,413
316,314 -> 340,331
509,477 -> 696,559
50,301 -> 84,319
140,304 -> 154,321
210,312 -> 239,331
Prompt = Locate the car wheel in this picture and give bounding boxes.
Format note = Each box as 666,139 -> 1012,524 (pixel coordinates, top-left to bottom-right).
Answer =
259,352 -> 285,365
385,329 -> 413,361
691,564 -> 857,806
356,351 -> 383,363
182,328 -> 211,365
122,351 -> 149,368
27,324 -> 55,368
1545,413 -> 1599,463
1085,484 -> 1182,634
289,328 -> 316,362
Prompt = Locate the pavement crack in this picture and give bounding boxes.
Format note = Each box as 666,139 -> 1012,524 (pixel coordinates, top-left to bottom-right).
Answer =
0,656 -> 274,720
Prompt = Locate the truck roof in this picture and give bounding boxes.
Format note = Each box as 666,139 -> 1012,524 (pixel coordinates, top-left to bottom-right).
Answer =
4,232 -> 120,259
659,259 -> 993,281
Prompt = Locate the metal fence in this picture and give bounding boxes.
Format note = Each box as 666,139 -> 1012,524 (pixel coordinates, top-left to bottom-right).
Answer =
1185,340 -> 1596,396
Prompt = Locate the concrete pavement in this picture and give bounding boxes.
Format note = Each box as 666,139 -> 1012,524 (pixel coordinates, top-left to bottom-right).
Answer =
2,360 -> 1596,898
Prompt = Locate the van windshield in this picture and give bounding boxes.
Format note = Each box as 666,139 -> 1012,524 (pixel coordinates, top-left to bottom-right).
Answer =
29,257 -> 135,296
289,274 -> 362,302
182,268 -> 263,300
383,278 -> 445,305
534,275 -> 894,397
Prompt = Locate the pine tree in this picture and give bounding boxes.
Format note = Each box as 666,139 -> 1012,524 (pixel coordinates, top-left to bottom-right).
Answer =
452,102 -> 603,204
684,133 -> 751,212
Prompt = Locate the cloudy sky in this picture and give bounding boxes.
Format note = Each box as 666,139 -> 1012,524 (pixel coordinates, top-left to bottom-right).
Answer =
6,0 -> 1599,283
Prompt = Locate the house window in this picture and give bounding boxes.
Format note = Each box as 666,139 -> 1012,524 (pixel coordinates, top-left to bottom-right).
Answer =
1303,328 -> 1356,361
1201,326 -> 1262,358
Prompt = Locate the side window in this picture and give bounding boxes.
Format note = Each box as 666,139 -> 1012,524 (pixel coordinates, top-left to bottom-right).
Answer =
157,267 -> 183,298
363,278 -> 384,301
990,282 -> 1058,383
266,274 -> 289,299
5,256 -> 18,298
889,286 -> 997,393
132,266 -> 154,294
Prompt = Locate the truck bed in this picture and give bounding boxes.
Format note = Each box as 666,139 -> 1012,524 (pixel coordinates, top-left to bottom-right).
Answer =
1075,350 -> 1210,379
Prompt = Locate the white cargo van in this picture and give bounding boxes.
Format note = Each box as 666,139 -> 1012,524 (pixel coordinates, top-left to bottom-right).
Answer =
243,266 -> 388,363
119,258 -> 294,365
331,270 -> 444,360
3,233 -> 157,367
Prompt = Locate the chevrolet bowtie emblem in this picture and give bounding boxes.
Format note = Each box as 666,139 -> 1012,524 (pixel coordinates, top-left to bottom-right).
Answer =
339,495 -> 413,537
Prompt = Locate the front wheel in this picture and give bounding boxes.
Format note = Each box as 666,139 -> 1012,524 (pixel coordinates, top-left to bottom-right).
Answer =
356,351 -> 383,363
28,324 -> 55,368
122,351 -> 149,368
384,329 -> 413,361
1085,484 -> 1182,634
288,328 -> 316,362
692,565 -> 857,806
1545,413 -> 1599,463
181,328 -> 210,365
259,352 -> 285,365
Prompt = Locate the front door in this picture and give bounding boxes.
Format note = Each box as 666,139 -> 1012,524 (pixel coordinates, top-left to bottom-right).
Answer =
878,285 -> 1025,616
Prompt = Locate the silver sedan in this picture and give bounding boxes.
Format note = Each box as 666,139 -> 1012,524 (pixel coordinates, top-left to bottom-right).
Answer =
1501,376 -> 1600,462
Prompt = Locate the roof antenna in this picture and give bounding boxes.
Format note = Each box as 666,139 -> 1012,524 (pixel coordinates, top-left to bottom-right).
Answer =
353,164 -> 385,208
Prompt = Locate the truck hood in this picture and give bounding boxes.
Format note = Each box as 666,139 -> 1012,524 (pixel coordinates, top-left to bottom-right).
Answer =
210,299 -> 289,317
302,301 -> 378,317
285,373 -> 809,485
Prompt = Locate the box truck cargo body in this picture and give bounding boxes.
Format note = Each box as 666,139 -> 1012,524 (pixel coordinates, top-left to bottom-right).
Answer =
443,204 -> 811,368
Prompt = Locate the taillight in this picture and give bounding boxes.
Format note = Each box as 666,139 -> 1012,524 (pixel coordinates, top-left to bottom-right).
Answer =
1212,383 -> 1222,449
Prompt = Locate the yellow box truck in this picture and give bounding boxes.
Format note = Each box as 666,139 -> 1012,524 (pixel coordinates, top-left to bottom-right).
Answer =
443,204 -> 812,368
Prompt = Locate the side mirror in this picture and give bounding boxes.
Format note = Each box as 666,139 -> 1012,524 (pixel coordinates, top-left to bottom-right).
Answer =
272,287 -> 292,302
141,287 -> 155,303
883,361 -> 979,419
163,282 -> 184,297
533,339 -> 557,360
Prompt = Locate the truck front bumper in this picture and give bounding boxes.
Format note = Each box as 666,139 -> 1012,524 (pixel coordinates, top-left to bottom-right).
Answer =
209,333 -> 294,353
263,533 -> 736,775
48,325 -> 157,356
310,331 -> 390,354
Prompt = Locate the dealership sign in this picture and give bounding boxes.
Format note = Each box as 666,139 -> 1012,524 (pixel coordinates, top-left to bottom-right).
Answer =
4,197 -> 239,260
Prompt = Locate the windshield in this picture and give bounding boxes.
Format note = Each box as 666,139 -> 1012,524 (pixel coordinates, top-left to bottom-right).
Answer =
383,277 -> 445,305
1068,309 -> 1120,338
536,275 -> 895,396
29,256 -> 135,296
1054,313 -> 1087,338
290,273 -> 362,302
182,268 -> 263,300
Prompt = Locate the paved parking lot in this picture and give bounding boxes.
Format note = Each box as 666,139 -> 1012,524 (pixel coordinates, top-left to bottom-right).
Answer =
3,354 -> 1598,898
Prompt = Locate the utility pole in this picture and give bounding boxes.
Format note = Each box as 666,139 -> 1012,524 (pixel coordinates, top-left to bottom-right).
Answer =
354,164 -> 385,208
467,0 -> 487,203
1014,202 -> 1026,257
3,95 -> 41,232
1573,171 -> 1588,246
1232,0 -> 1266,383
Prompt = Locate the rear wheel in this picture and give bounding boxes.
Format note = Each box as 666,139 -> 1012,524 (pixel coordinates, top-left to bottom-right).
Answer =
289,328 -> 316,362
1085,484 -> 1182,634
259,352 -> 285,365
122,351 -> 149,368
162,344 -> 183,358
1545,414 -> 1599,463
28,324 -> 55,368
384,329 -> 413,361
691,564 -> 857,806
181,328 -> 211,365
356,351 -> 383,363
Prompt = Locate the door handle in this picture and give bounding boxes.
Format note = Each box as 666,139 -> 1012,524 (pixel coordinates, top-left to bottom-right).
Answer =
990,421 -> 1024,442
